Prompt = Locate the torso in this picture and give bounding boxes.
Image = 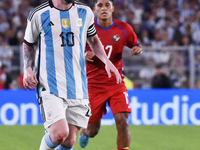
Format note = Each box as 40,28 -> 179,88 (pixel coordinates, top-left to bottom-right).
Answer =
86,19 -> 138,93
24,0 -> 95,99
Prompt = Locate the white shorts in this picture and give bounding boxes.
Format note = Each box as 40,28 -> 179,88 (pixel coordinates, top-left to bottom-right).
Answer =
39,94 -> 91,129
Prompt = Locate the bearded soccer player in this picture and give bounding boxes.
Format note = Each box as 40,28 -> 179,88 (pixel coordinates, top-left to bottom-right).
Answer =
78,0 -> 142,150
22,0 -> 122,150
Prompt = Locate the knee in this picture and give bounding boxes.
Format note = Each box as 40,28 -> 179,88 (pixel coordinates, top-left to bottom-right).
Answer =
115,117 -> 129,131
89,128 -> 99,137
83,127 -> 99,137
52,129 -> 69,145
57,131 -> 68,144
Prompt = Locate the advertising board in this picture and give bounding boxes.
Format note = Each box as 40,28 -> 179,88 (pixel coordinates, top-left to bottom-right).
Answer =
0,89 -> 200,125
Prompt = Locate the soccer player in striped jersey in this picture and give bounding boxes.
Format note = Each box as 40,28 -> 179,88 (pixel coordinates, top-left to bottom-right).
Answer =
22,0 -> 121,150
78,0 -> 142,150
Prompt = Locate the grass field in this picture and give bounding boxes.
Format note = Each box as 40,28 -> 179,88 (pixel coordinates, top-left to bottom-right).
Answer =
0,125 -> 200,150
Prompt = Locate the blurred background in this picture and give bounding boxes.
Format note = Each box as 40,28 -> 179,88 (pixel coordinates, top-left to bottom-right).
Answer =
1,2 -> 200,149
0,0 -> 200,90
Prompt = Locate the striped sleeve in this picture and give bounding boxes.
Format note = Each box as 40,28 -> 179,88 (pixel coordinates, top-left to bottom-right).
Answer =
28,1 -> 49,21
24,2 -> 49,44
87,23 -> 96,37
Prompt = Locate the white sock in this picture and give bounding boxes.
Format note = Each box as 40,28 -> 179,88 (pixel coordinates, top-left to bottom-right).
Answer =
39,133 -> 57,150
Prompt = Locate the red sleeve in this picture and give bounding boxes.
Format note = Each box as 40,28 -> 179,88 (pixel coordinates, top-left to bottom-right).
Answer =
124,23 -> 139,48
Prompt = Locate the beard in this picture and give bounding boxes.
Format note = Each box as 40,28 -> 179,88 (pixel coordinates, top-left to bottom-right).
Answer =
64,0 -> 75,4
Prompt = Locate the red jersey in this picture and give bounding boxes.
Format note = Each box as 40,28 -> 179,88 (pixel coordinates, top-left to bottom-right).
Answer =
86,19 -> 139,93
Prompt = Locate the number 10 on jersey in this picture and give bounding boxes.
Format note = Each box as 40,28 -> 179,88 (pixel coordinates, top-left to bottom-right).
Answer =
60,32 -> 74,47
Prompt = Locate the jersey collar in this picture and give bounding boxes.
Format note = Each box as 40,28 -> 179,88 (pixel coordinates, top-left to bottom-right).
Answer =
95,18 -> 114,30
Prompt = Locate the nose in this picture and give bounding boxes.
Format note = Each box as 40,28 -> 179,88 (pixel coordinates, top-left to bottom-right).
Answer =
101,4 -> 107,10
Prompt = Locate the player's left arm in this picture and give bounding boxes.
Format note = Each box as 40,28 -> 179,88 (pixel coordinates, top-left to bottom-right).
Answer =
130,43 -> 142,56
124,23 -> 143,56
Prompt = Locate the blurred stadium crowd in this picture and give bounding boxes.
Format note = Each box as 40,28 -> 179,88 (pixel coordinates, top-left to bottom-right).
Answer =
0,0 -> 200,89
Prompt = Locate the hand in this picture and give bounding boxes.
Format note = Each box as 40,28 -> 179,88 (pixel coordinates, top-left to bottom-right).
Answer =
23,67 -> 38,90
84,51 -> 95,62
105,60 -> 122,84
130,45 -> 142,56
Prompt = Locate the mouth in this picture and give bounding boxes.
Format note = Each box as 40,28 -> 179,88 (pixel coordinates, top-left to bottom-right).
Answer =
102,12 -> 107,16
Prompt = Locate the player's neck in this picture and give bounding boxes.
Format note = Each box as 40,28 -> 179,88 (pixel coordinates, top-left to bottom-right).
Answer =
97,18 -> 113,28
52,0 -> 73,10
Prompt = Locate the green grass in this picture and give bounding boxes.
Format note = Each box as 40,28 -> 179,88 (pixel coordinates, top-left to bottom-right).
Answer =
0,125 -> 200,150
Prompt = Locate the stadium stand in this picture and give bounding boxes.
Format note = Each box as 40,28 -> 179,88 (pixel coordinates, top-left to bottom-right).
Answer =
0,0 -> 200,89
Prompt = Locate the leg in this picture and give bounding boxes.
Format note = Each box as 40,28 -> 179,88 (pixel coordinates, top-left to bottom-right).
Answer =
108,87 -> 131,149
39,118 -> 69,150
78,120 -> 101,148
82,120 -> 101,137
82,92 -> 107,137
49,118 -> 69,145
56,124 -> 80,150
79,92 -> 107,148
39,95 -> 69,150
114,112 -> 130,149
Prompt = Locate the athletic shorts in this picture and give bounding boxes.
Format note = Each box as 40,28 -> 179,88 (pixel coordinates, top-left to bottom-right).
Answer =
39,94 -> 91,129
88,86 -> 131,123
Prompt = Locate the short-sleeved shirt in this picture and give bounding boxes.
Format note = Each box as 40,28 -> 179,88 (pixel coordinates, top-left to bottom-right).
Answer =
24,0 -> 96,99
86,19 -> 139,93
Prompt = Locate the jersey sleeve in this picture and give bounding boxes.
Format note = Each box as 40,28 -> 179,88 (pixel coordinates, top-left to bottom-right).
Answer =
24,11 -> 40,45
86,8 -> 96,37
125,23 -> 139,48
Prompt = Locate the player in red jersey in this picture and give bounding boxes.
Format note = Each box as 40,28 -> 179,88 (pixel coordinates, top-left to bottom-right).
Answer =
79,0 -> 142,150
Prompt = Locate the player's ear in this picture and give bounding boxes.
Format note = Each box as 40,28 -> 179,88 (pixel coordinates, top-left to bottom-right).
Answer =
110,1 -> 114,12
112,5 -> 115,12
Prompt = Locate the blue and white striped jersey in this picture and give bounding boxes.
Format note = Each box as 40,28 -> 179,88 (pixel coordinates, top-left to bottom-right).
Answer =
24,0 -> 96,99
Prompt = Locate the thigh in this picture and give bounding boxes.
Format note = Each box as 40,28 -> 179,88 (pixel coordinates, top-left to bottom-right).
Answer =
65,99 -> 91,128
88,92 -> 108,123
109,87 -> 131,115
40,94 -> 67,129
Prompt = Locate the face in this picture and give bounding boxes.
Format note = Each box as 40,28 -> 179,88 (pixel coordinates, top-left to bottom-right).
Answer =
64,0 -> 75,4
94,0 -> 114,20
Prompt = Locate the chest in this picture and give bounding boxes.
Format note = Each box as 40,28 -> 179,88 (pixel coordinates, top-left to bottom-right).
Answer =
96,26 -> 126,53
40,9 -> 87,39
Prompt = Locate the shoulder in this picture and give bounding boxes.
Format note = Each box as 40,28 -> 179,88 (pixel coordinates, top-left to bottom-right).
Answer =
74,1 -> 87,6
114,19 -> 132,29
113,19 -> 135,36
27,1 -> 50,21
74,1 -> 93,13
74,1 -> 90,9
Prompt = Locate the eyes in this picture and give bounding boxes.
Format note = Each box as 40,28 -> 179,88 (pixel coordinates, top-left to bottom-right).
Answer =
97,3 -> 111,8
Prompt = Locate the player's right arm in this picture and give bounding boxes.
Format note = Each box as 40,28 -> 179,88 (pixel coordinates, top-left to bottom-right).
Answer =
23,8 -> 40,90
23,43 -> 38,90
84,51 -> 95,62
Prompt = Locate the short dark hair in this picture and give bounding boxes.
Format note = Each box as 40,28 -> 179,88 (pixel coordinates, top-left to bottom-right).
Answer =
93,0 -> 114,5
